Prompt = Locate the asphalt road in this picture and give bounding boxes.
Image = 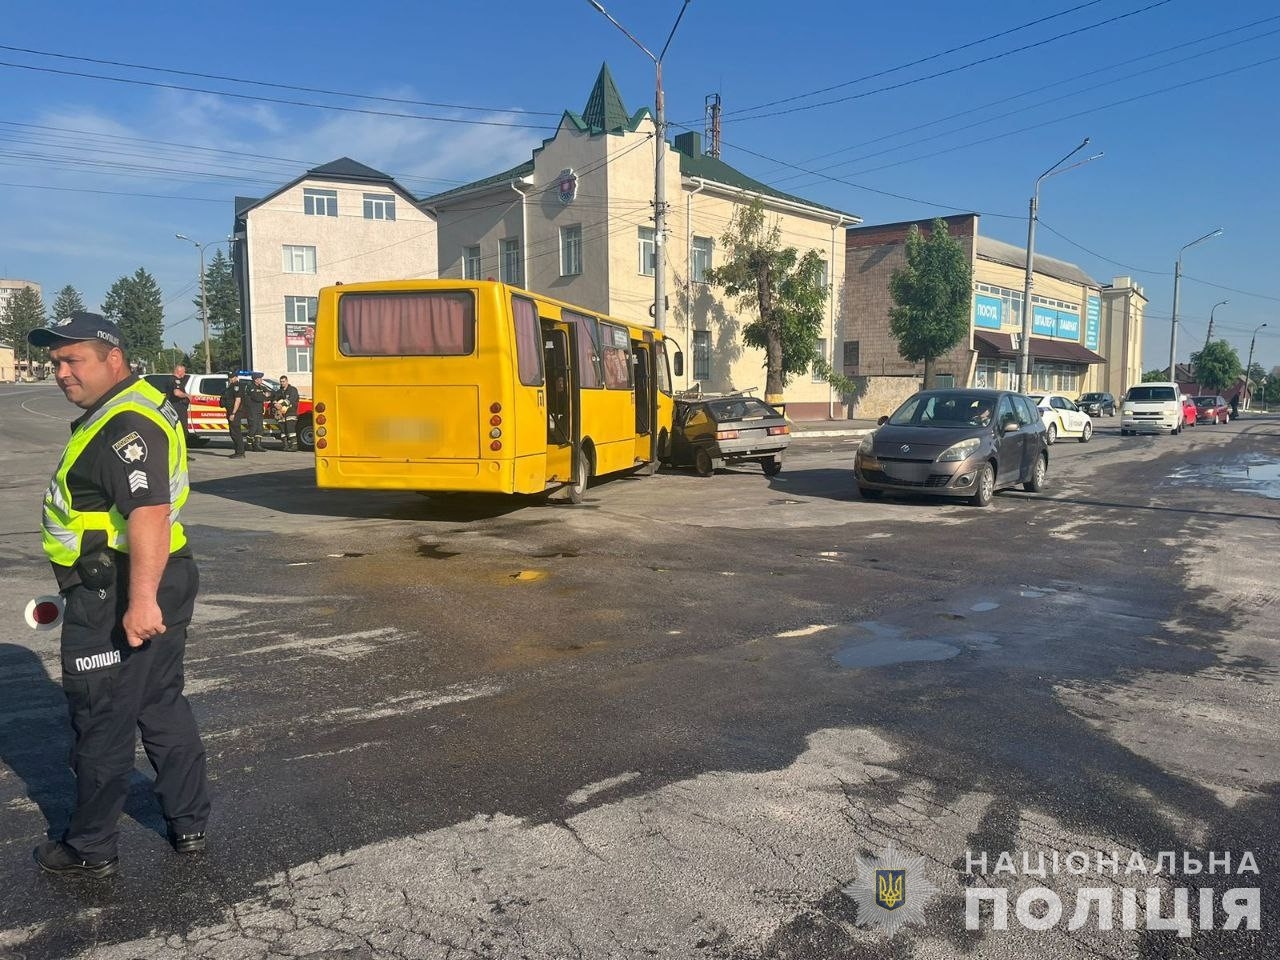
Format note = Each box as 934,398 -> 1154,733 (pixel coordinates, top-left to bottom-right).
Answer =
0,381 -> 1276,960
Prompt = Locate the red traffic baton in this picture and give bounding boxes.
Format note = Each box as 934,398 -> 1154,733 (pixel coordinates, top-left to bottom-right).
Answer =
25,595 -> 64,631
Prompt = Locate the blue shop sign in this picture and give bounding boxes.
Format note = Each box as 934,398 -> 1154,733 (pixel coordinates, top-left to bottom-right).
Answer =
1085,295 -> 1101,351
1033,304 -> 1082,340
974,294 -> 1003,330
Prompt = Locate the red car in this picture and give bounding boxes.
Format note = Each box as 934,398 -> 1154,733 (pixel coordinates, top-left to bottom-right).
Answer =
1193,395 -> 1230,424
1181,395 -> 1197,428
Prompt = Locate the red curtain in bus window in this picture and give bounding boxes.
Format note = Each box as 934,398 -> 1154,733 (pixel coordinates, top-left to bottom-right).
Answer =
564,310 -> 602,388
339,292 -> 475,355
511,296 -> 543,385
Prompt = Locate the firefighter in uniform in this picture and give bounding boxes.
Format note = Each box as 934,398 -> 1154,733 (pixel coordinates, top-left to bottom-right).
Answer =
245,372 -> 269,452
273,374 -> 301,451
28,312 -> 210,879
221,370 -> 246,458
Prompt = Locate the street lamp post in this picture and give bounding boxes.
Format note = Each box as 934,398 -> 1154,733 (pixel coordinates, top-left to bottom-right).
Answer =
1202,299 -> 1229,352
175,234 -> 214,374
1245,322 -> 1267,411
1019,138 -> 1103,393
1168,228 -> 1223,381
587,0 -> 691,335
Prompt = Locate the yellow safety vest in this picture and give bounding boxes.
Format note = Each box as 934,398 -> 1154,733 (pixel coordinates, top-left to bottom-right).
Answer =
42,380 -> 189,567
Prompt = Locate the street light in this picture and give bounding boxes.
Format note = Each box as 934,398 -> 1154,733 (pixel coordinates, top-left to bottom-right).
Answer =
587,0 -> 691,335
1167,227 -> 1223,381
175,233 -> 219,374
1245,322 -> 1267,411
1202,299 -> 1229,352
1019,138 -> 1103,393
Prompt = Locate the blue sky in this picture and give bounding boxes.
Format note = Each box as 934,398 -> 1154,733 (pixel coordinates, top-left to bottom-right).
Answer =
1,0 -> 1277,373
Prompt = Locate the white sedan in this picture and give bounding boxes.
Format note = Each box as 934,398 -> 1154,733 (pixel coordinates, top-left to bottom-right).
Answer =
1028,393 -> 1093,444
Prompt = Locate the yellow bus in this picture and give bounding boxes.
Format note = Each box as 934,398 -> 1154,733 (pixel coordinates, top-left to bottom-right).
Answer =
311,280 -> 681,502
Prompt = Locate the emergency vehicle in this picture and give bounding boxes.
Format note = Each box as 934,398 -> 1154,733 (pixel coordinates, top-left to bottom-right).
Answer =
143,373 -> 315,450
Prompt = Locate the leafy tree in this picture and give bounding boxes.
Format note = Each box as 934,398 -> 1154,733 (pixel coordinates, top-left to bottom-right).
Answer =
49,285 -> 87,322
1245,361 -> 1266,391
887,219 -> 974,389
197,248 -> 243,372
1142,368 -> 1172,382
0,285 -> 47,378
102,268 -> 164,359
704,197 -> 828,401
1188,340 -> 1241,393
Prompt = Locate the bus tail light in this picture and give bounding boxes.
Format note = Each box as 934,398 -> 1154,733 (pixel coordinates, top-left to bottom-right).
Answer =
767,425 -> 790,436
316,438 -> 328,450
315,414 -> 327,425
490,439 -> 502,451
490,402 -> 502,414
490,414 -> 502,426
715,429 -> 740,440
315,402 -> 326,414
489,428 -> 502,439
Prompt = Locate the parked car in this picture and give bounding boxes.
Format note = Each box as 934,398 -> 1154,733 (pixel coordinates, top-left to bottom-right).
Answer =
853,389 -> 1049,507
1181,394 -> 1198,429
143,372 -> 315,450
1121,382 -> 1182,436
1193,395 -> 1230,424
1027,392 -> 1093,444
1076,391 -> 1116,417
667,394 -> 790,477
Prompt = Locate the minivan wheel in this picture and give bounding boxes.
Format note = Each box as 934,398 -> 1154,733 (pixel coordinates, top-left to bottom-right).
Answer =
1079,422 -> 1092,443
1023,453 -> 1047,493
1046,423 -> 1057,444
970,463 -> 995,507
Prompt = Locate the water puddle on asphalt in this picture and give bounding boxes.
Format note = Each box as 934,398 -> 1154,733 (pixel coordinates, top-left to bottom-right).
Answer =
970,601 -> 1000,612
831,621 -> 961,669
1167,458 -> 1280,500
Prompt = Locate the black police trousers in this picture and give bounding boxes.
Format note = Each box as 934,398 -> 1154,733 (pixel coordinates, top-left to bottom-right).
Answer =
58,554 -> 209,860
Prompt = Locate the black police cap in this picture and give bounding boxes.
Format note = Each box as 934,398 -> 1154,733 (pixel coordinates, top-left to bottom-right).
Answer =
28,312 -> 123,349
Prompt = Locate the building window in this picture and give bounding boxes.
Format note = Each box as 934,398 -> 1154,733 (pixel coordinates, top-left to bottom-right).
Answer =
560,225 -> 583,277
303,188 -> 338,217
283,245 -> 316,274
816,259 -> 829,290
464,245 -> 482,280
500,238 -> 522,285
842,340 -> 860,375
363,193 -> 396,221
285,296 -> 317,324
691,236 -> 713,283
638,227 -> 655,277
693,330 -> 711,381
812,338 -> 827,383
286,347 -> 312,374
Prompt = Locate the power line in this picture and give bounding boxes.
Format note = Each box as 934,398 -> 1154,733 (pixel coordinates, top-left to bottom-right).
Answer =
0,180 -> 226,203
719,0 -> 1108,118
0,59 -> 559,130
0,43 -> 564,118
721,0 -> 1176,123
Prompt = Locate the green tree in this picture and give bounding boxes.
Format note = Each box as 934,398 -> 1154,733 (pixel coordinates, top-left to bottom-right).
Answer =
1188,340 -> 1242,393
704,197 -> 828,401
1142,368 -> 1172,382
887,219 -> 974,389
0,285 -> 48,378
49,285 -> 87,322
198,248 -> 242,372
102,268 -> 164,360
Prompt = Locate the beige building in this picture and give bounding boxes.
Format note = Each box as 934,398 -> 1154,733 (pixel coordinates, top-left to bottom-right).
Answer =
232,159 -> 438,391
423,65 -> 859,420
1,279 -> 43,380
1099,276 -> 1146,398
843,214 -> 1130,417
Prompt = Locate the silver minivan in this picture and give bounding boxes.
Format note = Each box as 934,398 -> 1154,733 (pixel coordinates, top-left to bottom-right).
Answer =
1121,382 -> 1182,435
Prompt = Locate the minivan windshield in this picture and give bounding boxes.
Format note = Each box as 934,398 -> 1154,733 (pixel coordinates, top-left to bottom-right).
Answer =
888,391 -> 997,428
1126,386 -> 1177,402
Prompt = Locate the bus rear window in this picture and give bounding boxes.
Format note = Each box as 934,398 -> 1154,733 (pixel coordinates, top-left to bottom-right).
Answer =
339,291 -> 475,356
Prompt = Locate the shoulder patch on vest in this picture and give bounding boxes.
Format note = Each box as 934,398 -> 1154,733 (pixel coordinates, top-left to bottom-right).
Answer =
128,470 -> 149,493
112,432 -> 148,464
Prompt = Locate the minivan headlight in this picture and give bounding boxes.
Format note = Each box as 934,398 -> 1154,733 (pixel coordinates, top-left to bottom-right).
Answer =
937,437 -> 981,462
858,433 -> 875,454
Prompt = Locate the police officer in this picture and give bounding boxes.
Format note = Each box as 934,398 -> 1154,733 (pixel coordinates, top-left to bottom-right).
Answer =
28,312 -> 210,879
246,372 -> 269,452
221,371 -> 246,458
165,363 -> 190,439
273,374 -> 301,451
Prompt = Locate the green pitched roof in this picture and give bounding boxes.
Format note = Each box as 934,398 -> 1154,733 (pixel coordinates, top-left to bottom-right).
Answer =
565,62 -> 649,136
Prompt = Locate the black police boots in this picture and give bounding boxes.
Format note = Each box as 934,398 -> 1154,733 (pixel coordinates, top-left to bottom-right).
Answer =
169,831 -> 207,854
34,841 -> 118,878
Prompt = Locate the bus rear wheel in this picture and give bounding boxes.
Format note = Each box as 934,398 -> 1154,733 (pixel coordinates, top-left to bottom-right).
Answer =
567,449 -> 591,504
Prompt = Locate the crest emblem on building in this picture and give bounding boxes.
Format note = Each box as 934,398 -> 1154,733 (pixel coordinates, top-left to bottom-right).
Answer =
842,842 -> 939,937
557,168 -> 578,206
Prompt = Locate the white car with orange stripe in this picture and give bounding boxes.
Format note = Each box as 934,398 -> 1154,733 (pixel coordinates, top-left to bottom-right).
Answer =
143,373 -> 315,450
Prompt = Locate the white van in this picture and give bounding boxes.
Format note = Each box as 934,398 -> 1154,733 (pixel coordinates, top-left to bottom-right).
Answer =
1121,382 -> 1182,436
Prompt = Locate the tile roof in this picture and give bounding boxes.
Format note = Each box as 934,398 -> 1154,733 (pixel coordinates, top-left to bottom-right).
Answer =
974,330 -> 1106,364
306,157 -> 396,183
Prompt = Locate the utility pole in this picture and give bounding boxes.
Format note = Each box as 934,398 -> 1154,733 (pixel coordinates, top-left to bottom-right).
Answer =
588,0 -> 691,334
1203,299 -> 1229,353
1245,323 -> 1267,411
1169,228 -> 1223,381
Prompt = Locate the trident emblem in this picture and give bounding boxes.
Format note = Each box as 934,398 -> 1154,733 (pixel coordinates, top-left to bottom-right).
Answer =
875,869 -> 906,910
